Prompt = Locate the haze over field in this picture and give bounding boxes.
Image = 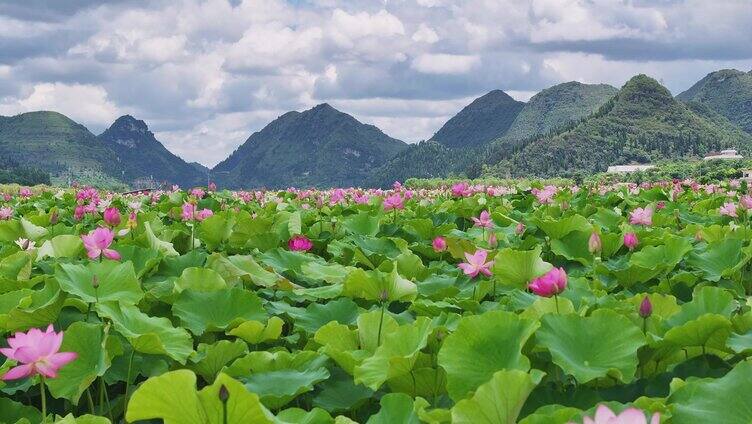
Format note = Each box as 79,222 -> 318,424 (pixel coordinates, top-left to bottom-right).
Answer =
1,0 -> 751,167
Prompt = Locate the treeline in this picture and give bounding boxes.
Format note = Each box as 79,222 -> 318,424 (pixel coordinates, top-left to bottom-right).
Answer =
0,157 -> 51,185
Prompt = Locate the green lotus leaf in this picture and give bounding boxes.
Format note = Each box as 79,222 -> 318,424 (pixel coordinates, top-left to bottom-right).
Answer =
55,261 -> 144,305
531,215 -> 590,239
660,314 -> 733,355
491,246 -> 552,289
728,330 -> 752,354
0,251 -> 32,281
113,245 -> 161,278
669,361 -> 752,423
189,339 -> 248,382
53,414 -> 111,424
451,369 -> 545,424
36,235 -> 84,260
126,370 -> 274,424
300,261 -> 353,285
438,310 -> 539,401
342,212 -> 381,236
20,217 -> 48,240
172,287 -> 267,335
0,397 -> 41,424
174,267 -> 227,292
630,235 -> 692,271
291,298 -> 360,334
224,350 -> 330,409
518,405 -> 581,424
536,309 -> 646,384
550,230 -> 594,265
312,369 -> 374,413
366,393 -> 420,424
276,407 -> 334,424
198,212 -> 236,251
354,317 -> 433,390
0,219 -> 23,243
144,221 -> 179,256
342,267 -> 417,302
666,286 -> 736,327
96,302 -> 193,363
223,254 -> 281,288
687,238 -> 747,281
227,316 -> 284,344
0,281 -> 65,332
46,322 -> 111,404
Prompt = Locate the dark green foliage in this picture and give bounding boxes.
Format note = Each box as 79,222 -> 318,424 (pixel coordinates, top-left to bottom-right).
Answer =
0,111 -> 125,187
484,75 -> 752,178
0,156 -> 50,185
431,90 -> 524,148
677,69 -> 752,134
98,115 -> 204,188
591,159 -> 752,185
213,104 -> 408,189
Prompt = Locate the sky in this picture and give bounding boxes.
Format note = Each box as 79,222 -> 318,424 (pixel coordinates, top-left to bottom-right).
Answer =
0,0 -> 751,167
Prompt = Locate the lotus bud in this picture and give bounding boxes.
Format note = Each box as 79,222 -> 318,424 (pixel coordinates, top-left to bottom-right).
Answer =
92,276 -> 99,288
379,289 -> 389,302
588,232 -> 602,254
219,384 -> 229,402
623,232 -> 638,251
515,222 -> 525,235
432,236 -> 447,252
103,207 -> 121,227
639,296 -> 652,318
50,210 -> 59,225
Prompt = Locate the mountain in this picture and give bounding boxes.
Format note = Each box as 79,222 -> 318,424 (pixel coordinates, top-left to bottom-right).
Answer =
213,103 -> 408,189
484,75 -> 752,178
502,82 -> 618,141
98,115 -> 204,188
430,90 -> 524,148
677,69 -> 752,134
0,111 -> 125,187
366,141 -> 471,187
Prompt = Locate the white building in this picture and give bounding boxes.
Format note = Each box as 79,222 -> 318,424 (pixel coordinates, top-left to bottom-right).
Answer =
606,164 -> 656,174
703,149 -> 743,160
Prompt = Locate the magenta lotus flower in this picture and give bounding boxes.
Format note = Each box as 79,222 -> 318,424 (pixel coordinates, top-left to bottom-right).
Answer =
383,194 -> 404,211
528,267 -> 567,297
451,182 -> 471,197
639,296 -> 652,318
432,236 -> 447,252
182,202 -> 196,221
629,207 -> 653,226
570,404 -> 659,424
81,227 -> 121,260
0,207 -> 12,220
195,209 -> 214,221
588,232 -> 602,254
18,187 -> 32,198
458,249 -> 494,278
740,195 -> 752,210
103,207 -> 121,227
288,235 -> 313,252
472,210 -> 493,228
190,188 -> 205,198
624,232 -> 638,251
0,324 -> 77,380
719,202 -> 738,218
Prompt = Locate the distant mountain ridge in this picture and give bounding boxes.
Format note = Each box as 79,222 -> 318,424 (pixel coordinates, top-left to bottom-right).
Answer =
677,69 -> 752,134
98,115 -> 204,188
483,75 -> 752,178
213,103 -> 408,189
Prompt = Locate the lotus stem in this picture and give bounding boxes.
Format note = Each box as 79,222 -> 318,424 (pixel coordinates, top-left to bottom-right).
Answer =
40,376 -> 47,423
124,349 -> 135,410
376,301 -> 386,346
86,388 -> 95,415
554,294 -> 560,314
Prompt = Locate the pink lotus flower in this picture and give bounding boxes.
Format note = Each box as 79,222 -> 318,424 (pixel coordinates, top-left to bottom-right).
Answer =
719,202 -> 738,218
0,324 -> 77,380
383,194 -> 404,211
208,182 -> 217,192
195,209 -> 214,221
532,185 -> 557,204
472,210 -> 493,228
0,207 -> 12,220
458,249 -> 494,278
570,404 -> 659,424
451,182 -> 471,197
103,207 -> 121,227
81,227 -> 121,260
588,232 -> 602,254
623,232 -> 638,251
432,236 -> 447,252
528,267 -> 567,297
515,222 -> 525,235
288,235 -> 313,252
740,195 -> 752,210
18,187 -> 32,198
190,188 -> 205,198
629,207 -> 653,226
182,203 -> 196,221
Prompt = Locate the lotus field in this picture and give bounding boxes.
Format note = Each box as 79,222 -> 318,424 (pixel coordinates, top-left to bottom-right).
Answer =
2,180 -> 752,424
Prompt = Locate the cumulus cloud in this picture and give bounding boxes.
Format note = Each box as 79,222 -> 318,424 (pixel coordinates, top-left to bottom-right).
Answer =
0,0 -> 751,166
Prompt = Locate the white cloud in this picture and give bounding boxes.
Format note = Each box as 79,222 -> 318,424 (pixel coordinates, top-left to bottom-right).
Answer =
412,23 -> 439,43
411,53 -> 480,74
0,83 -> 120,129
